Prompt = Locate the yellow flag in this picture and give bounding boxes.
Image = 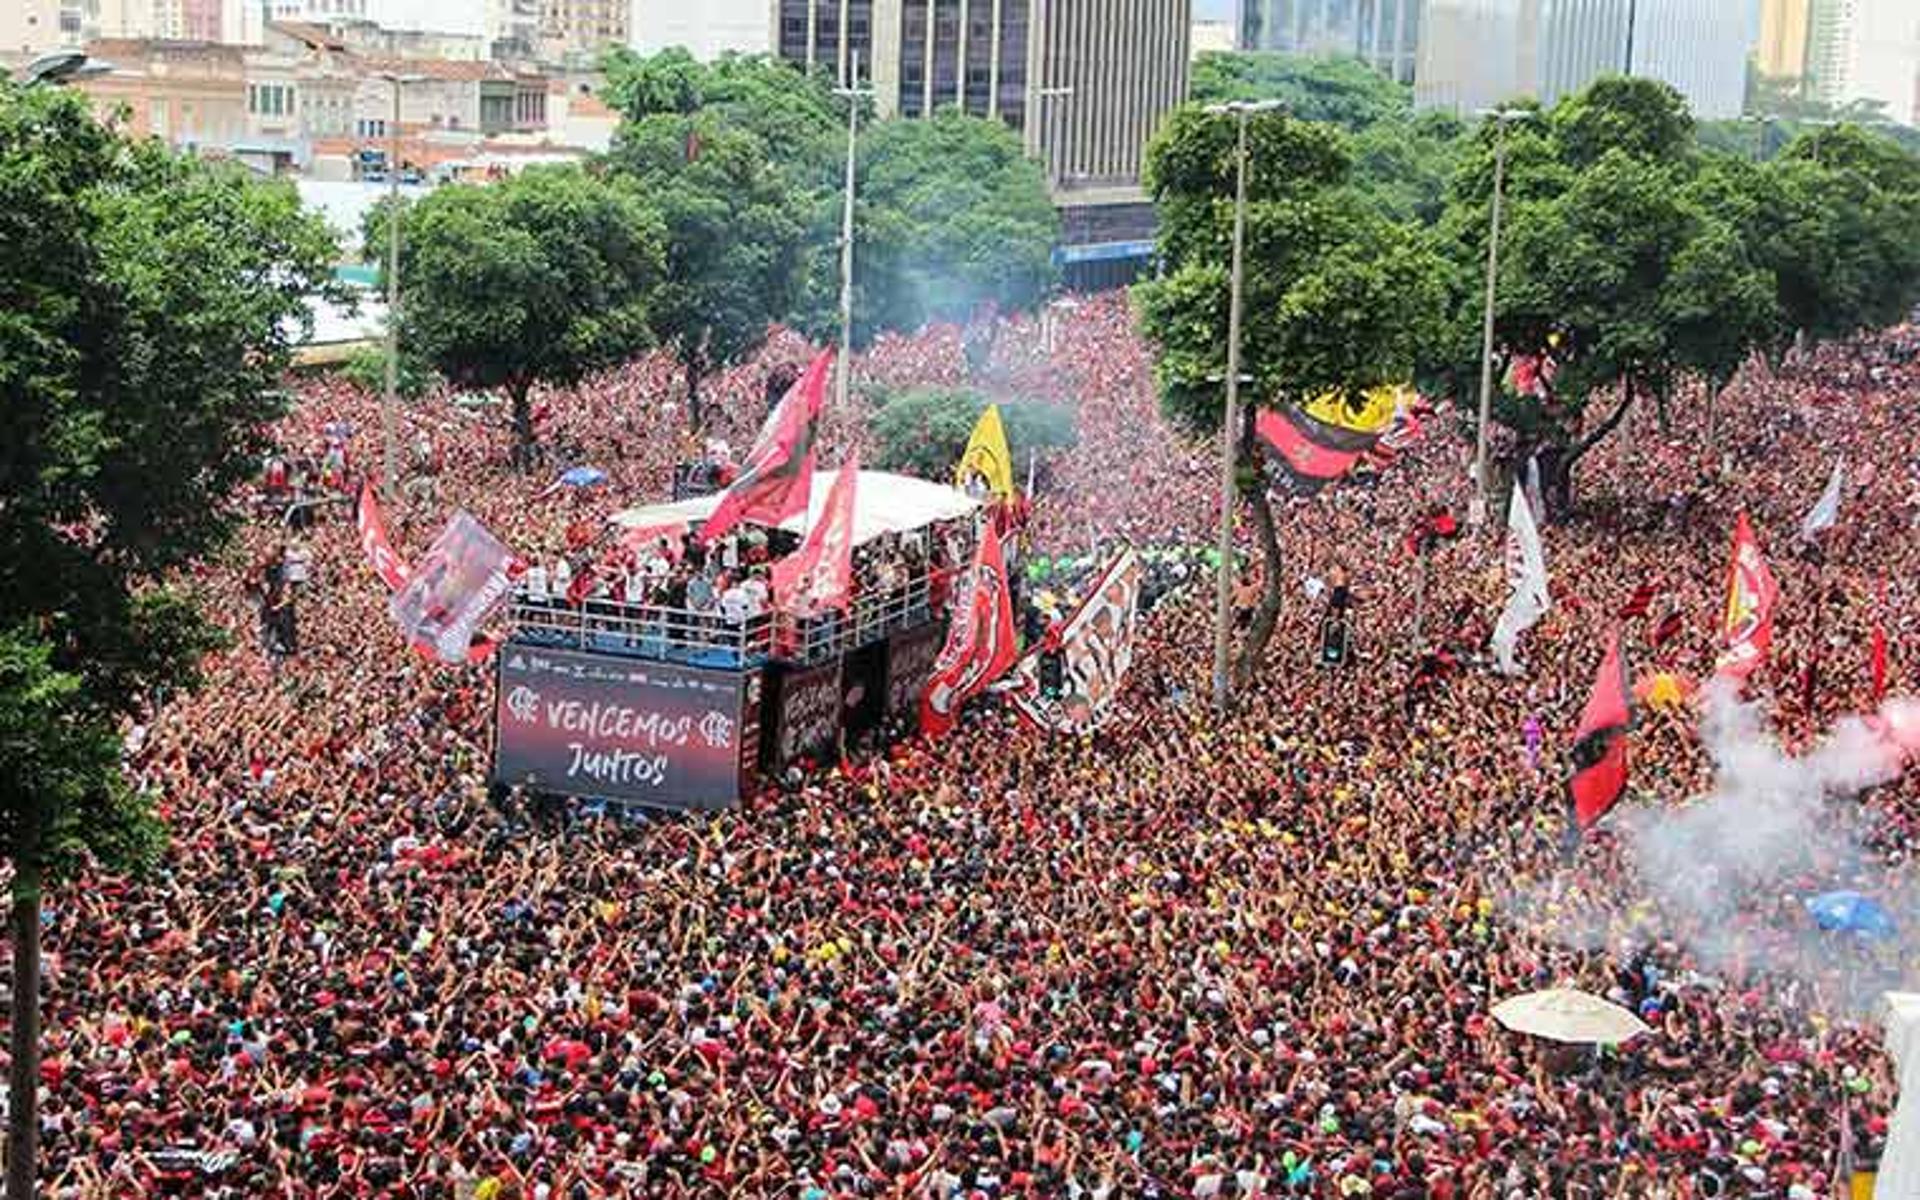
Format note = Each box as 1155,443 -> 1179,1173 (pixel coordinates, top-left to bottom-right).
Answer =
954,404 -> 1016,501
1299,383 -> 1406,436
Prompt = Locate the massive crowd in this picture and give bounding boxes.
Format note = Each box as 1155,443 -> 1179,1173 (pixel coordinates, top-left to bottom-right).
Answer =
18,294 -> 1920,1198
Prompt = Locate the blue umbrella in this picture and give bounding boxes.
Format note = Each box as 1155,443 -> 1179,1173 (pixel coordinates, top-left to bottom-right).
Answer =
556,466 -> 607,489
1806,891 -> 1897,938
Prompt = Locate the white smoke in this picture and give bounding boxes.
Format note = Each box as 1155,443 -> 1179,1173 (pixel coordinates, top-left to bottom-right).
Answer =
1621,679 -> 1916,942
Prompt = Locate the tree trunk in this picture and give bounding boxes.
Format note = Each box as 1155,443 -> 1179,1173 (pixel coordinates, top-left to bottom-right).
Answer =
1234,477 -> 1284,690
7,827 -> 41,1200
509,381 -> 534,474
1535,378 -> 1639,522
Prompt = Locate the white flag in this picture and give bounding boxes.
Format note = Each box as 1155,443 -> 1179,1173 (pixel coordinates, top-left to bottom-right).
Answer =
1799,459 -> 1845,540
1491,485 -> 1550,676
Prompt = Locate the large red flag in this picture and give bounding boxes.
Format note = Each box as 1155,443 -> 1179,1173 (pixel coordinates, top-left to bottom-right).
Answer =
920,521 -> 1018,737
356,480 -> 412,591
1714,512 -> 1778,684
772,456 -> 859,612
699,350 -> 831,545
1571,631 -> 1631,831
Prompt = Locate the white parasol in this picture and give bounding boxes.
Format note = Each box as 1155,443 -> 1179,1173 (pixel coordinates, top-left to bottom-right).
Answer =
1490,988 -> 1651,1045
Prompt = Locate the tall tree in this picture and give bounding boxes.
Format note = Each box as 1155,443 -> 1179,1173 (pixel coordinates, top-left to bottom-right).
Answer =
606,71 -> 820,427
849,110 -> 1060,345
1135,105 -> 1445,683
0,82 -> 338,1198
1423,78 -> 1780,515
1189,51 -> 1413,131
390,166 -> 666,465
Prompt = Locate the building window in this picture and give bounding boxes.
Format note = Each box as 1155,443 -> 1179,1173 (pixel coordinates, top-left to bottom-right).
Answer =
248,83 -> 295,118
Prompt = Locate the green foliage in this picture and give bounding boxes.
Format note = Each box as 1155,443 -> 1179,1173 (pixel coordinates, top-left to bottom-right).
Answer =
1351,110 -> 1466,225
1136,105 -> 1447,439
1550,75 -> 1694,170
340,342 -> 435,399
390,166 -> 666,449
608,92 -> 814,417
1189,52 -> 1411,131
602,48 -> 845,192
1188,52 -> 1464,227
0,631 -> 166,887
867,387 -> 1075,480
358,191 -> 404,264
602,50 -> 1057,349
849,111 -> 1060,344
1421,75 -> 1920,492
1724,70 -> 1920,157
0,81 -> 334,880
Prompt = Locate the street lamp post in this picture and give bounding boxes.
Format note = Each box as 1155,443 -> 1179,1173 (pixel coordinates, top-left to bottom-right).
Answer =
833,55 -> 873,413
1203,99 -> 1281,711
17,49 -> 114,88
1470,107 -> 1534,529
375,73 -> 423,500
1034,85 -> 1072,192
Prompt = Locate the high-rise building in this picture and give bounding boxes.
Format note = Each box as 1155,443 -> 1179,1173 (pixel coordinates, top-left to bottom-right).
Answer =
1236,0 -> 1423,83
1756,0 -> 1812,80
539,0 -> 627,62
1806,0 -> 1920,125
773,0 -> 1190,198
1,0 -> 65,56
487,0 -> 541,56
630,0 -> 770,58
3,0 -> 261,52
1416,0 -> 1753,120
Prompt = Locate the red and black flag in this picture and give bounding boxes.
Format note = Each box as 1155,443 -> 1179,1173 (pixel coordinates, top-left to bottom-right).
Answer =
1253,387 -> 1400,497
1650,608 -> 1684,648
1570,630 -> 1631,832
1617,581 -> 1659,620
699,350 -> 830,544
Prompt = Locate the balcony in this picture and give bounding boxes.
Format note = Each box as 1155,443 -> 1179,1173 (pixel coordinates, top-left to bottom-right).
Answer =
505,571 -> 938,670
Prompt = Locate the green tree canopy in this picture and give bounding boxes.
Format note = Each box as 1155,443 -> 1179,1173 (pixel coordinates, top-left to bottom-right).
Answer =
608,113 -> 813,426
867,387 -> 1076,480
0,79 -> 338,1193
1135,104 -> 1446,679
848,111 -> 1060,345
1190,52 -> 1412,130
390,166 -> 667,461
1421,76 -> 1920,515
601,48 -> 846,192
1190,52 -> 1465,227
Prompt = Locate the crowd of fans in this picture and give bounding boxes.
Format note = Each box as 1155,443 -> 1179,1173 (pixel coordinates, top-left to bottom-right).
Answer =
18,295 -> 1920,1198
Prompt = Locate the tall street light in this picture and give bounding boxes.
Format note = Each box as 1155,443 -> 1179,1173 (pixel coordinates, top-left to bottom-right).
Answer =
18,49 -> 114,88
375,72 -> 425,500
1469,107 -> 1534,529
1034,84 -> 1072,192
1204,98 -> 1282,711
832,54 -> 873,413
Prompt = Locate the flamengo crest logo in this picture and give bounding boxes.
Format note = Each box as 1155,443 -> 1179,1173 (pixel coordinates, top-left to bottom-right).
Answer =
505,685 -> 541,722
698,709 -> 734,750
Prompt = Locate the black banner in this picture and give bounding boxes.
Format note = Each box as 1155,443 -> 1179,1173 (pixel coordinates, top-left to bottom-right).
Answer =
493,646 -> 750,810
773,660 -> 842,770
885,623 -> 946,721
